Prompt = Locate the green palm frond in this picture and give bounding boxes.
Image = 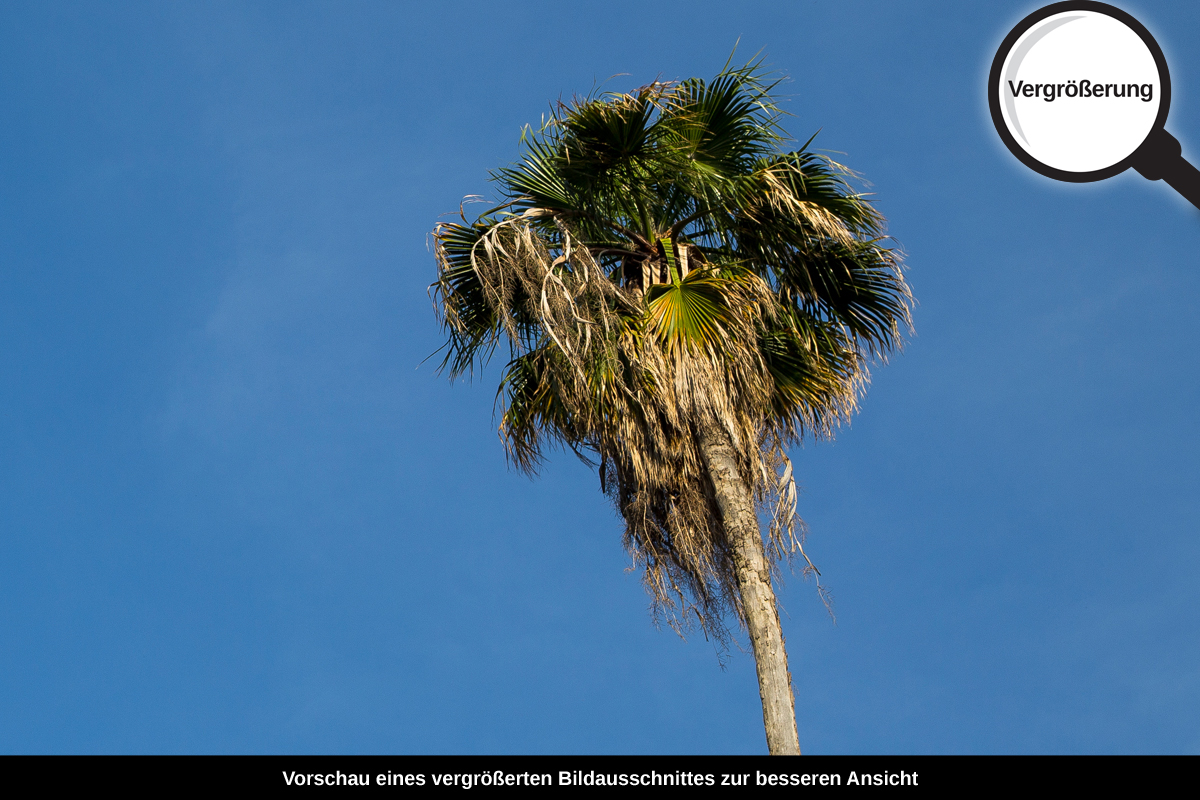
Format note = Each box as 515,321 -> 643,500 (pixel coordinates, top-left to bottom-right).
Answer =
647,274 -> 729,352
643,266 -> 766,359
663,64 -> 784,176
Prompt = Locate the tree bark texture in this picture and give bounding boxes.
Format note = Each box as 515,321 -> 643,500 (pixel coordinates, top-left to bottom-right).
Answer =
698,422 -> 801,755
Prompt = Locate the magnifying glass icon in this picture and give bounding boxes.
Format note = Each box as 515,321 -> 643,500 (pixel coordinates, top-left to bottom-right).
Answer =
989,1 -> 1200,208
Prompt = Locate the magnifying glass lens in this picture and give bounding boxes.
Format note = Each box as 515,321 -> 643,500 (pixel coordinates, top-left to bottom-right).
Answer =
998,10 -> 1162,175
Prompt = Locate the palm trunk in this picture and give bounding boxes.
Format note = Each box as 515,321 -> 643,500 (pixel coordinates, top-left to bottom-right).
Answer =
698,422 -> 800,755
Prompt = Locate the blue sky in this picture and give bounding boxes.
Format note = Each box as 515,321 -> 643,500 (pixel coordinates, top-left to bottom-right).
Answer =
2,0 -> 1198,754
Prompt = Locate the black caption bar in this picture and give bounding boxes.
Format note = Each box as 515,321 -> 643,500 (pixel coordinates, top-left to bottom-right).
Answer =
0,754 -> 1190,792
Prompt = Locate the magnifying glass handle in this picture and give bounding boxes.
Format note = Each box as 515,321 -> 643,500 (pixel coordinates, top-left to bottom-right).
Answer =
1132,128 -> 1200,210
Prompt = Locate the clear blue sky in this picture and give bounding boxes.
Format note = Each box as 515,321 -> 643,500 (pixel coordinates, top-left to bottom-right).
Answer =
2,0 -> 1198,754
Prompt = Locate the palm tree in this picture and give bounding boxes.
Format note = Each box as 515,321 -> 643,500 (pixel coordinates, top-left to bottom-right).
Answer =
431,59 -> 911,755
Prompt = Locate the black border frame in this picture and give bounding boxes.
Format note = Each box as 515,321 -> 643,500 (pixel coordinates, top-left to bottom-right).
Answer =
988,1 -> 1171,183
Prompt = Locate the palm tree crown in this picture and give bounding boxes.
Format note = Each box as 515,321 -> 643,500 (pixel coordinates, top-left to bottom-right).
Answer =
433,59 -> 911,753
